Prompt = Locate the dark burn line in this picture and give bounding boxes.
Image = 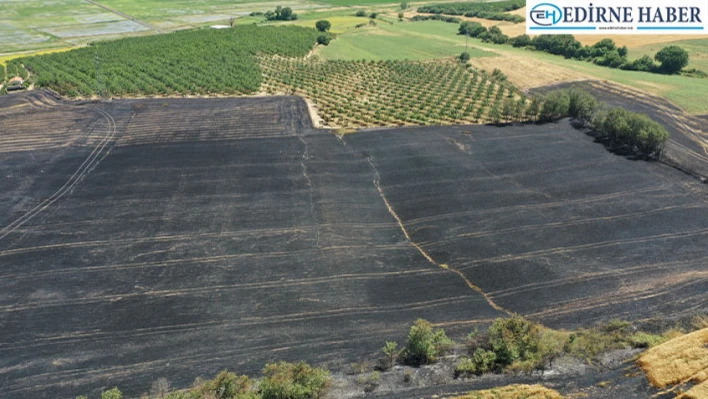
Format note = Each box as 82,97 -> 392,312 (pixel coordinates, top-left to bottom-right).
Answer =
364,156 -> 512,316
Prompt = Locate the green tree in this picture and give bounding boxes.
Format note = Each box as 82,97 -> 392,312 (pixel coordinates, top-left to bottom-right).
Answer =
526,96 -> 541,121
398,12 -> 404,21
192,370 -> 253,399
511,34 -> 531,48
382,341 -> 399,369
538,90 -> 570,122
459,22 -> 487,37
101,388 -> 123,399
369,12 -> 378,19
488,314 -> 542,366
401,2 -> 408,9
459,52 -> 471,63
315,20 -> 331,32
655,45 -> 689,74
567,87 -> 598,125
402,319 -> 454,366
260,361 -> 331,399
317,35 -> 330,45
355,10 -> 367,17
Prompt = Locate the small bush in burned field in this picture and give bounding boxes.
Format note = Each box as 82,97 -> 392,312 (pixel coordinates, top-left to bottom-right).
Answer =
402,319 -> 455,366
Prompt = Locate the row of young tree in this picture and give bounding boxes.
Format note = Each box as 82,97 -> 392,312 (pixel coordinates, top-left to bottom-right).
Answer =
418,0 -> 525,23
16,26 -> 321,97
533,88 -> 669,159
458,22 -> 691,75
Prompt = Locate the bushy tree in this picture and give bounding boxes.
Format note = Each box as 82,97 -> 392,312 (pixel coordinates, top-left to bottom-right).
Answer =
101,388 -> 123,399
566,87 -> 598,125
265,6 -> 298,21
192,370 -> 254,399
260,361 -> 331,399
526,96 -> 541,122
355,10 -> 367,17
315,20 -> 331,32
317,35 -> 330,45
511,34 -> 531,48
459,52 -> 471,63
401,2 -> 408,9
623,55 -> 656,72
538,90 -> 570,122
458,21 -> 487,37
488,314 -> 542,366
369,12 -> 378,19
382,341 -> 399,369
655,45 -> 689,74
402,319 -> 454,366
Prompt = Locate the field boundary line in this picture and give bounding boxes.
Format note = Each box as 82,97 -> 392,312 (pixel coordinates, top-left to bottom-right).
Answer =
365,156 -> 512,316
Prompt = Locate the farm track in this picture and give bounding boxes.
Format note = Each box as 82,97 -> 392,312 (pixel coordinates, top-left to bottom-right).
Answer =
0,92 -> 706,398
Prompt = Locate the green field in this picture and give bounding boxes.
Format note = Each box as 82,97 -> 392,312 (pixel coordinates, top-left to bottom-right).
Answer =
631,38 -> 708,72
318,21 -> 495,60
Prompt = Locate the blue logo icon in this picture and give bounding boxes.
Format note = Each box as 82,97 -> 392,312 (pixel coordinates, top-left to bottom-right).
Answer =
530,3 -> 563,26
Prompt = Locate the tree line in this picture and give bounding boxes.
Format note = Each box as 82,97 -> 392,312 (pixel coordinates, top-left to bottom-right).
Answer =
418,0 -> 525,23
458,22 -> 692,75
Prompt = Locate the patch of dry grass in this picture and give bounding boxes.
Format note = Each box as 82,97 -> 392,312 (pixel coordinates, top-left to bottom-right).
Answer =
638,328 -> 708,389
680,381 -> 708,399
448,384 -> 563,399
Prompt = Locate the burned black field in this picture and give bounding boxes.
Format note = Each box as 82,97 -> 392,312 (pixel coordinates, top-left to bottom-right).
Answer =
1,91 -> 707,398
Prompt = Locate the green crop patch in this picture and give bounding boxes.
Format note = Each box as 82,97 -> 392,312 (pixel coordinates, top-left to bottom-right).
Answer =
18,25 -> 320,97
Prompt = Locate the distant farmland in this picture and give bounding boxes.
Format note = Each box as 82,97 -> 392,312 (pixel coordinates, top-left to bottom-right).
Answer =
1,91 -> 707,398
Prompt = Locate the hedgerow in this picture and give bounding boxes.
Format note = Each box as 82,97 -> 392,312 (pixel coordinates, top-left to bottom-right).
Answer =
534,87 -> 669,159
419,0 -> 525,23
17,26 -> 320,97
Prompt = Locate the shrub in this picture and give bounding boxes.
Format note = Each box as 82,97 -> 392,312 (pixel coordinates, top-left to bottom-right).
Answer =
458,21 -> 487,37
488,314 -> 542,367
265,6 -> 298,21
511,34 -> 531,48
101,388 -> 122,399
355,10 -> 367,17
401,2 -> 408,9
369,12 -> 378,19
260,361 -> 331,399
629,332 -> 667,348
566,87 -> 598,125
455,349 -> 498,377
622,55 -> 656,72
459,52 -> 471,63
402,319 -> 454,366
382,341 -> 399,369
317,35 -> 330,45
538,90 -> 570,122
315,20 -> 331,32
192,370 -> 254,399
655,45 -> 689,74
